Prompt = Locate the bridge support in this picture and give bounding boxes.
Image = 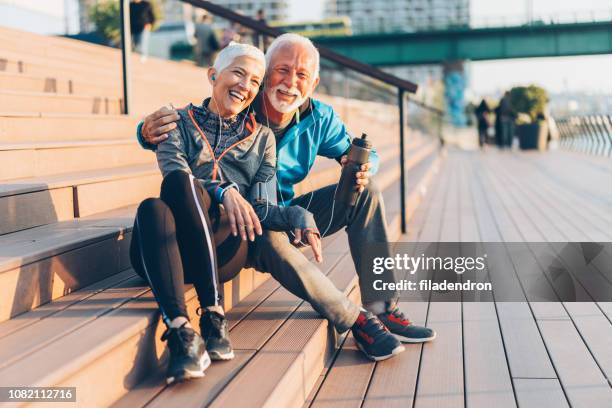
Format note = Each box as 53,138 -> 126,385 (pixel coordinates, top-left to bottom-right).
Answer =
443,61 -> 467,127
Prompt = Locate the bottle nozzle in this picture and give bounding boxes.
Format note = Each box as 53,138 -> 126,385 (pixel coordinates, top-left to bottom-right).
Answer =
361,133 -> 368,140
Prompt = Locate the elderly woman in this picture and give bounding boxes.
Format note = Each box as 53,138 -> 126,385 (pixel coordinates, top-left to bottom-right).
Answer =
129,43 -> 318,384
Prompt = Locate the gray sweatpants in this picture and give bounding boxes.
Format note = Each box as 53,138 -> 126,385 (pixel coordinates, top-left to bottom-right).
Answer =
247,180 -> 398,333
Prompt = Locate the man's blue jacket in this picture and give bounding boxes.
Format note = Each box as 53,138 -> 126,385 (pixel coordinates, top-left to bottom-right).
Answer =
137,98 -> 379,205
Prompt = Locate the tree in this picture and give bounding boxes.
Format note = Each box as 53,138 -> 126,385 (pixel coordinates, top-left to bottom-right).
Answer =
88,1 -> 163,47
89,0 -> 121,46
509,85 -> 549,123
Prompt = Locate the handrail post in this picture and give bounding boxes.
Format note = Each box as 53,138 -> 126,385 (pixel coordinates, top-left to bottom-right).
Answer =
398,89 -> 407,234
119,0 -> 132,114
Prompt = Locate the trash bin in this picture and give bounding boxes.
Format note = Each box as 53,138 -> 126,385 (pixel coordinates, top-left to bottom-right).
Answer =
517,121 -> 548,151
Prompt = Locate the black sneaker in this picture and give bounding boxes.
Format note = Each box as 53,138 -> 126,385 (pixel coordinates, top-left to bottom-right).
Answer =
378,303 -> 436,343
200,310 -> 235,360
351,311 -> 405,361
162,323 -> 210,385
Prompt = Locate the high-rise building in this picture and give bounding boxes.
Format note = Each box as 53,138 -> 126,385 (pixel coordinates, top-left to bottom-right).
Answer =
213,0 -> 290,23
325,0 -> 469,34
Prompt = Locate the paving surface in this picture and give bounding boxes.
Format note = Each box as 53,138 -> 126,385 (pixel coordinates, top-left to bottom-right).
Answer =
308,148 -> 612,408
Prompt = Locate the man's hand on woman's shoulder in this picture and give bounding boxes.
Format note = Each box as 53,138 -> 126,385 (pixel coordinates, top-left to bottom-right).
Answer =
143,106 -> 181,145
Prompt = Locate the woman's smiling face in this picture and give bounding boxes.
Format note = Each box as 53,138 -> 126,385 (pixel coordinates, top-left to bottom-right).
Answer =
209,55 -> 264,117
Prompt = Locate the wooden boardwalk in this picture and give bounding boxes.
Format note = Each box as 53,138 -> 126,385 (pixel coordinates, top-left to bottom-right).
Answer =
307,148 -> 612,408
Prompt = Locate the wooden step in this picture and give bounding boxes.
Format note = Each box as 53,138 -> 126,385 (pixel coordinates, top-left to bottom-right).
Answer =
0,72 -> 121,98
0,164 -> 160,234
0,201 -> 268,325
107,159 -> 442,407
106,153 -> 441,408
0,139 -> 155,181
0,113 -> 139,142
0,143 -> 418,317
0,147 -> 442,407
0,133 -> 433,234
0,90 -> 122,115
0,49 -> 206,91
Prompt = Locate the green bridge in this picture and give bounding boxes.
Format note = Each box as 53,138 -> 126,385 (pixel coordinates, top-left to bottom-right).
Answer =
312,20 -> 612,66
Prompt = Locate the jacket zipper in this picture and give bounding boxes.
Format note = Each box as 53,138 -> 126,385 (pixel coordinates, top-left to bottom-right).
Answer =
188,109 -> 257,180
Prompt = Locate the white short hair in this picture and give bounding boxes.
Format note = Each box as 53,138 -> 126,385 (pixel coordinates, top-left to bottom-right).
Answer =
265,33 -> 320,79
212,42 -> 266,74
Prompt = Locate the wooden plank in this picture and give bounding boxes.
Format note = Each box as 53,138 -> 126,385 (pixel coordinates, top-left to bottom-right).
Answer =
0,114 -> 138,143
465,155 -> 501,242
563,302 -> 612,382
458,152 -> 480,242
404,152 -> 445,242
362,301 -> 428,408
0,269 -> 134,340
0,275 -> 148,370
538,318 -> 612,406
463,302 -> 516,408
502,153 -> 612,237
488,160 -> 612,301
467,151 -> 558,381
471,154 -> 522,242
414,301 -> 463,408
513,379 -> 568,408
418,153 -> 451,242
142,350 -> 255,408
495,302 -> 557,379
439,153 -> 460,242
76,173 -> 162,217
0,186 -> 74,235
230,252 -> 345,351
0,234 -> 125,322
209,258 -> 358,408
311,334 -> 375,408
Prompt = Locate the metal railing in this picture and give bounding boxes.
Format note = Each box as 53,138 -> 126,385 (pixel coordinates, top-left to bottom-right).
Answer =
556,115 -> 612,157
118,0 -> 444,233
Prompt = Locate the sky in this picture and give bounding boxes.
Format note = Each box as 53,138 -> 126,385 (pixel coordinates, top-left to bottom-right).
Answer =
289,0 -> 612,96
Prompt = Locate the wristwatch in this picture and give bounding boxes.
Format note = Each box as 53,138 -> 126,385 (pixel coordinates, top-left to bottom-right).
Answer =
215,182 -> 239,202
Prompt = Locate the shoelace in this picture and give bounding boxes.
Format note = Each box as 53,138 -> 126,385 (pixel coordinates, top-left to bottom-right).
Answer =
359,313 -> 390,341
162,324 -> 195,355
389,307 -> 412,326
201,311 -> 226,338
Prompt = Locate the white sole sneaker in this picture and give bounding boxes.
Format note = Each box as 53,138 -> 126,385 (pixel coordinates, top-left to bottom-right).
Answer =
166,351 -> 211,384
394,331 -> 437,343
355,342 -> 405,361
209,349 -> 235,361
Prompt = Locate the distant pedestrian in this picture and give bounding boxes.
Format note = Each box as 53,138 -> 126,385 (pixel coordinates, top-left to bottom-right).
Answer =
194,13 -> 220,67
220,22 -> 241,48
497,91 -> 514,148
474,99 -> 490,148
252,8 -> 270,50
130,0 -> 156,61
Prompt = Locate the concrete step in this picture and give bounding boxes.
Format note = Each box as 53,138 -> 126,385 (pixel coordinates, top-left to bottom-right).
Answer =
0,163 -> 160,234
0,90 -> 123,114
0,139 -> 155,181
0,113 -> 139,143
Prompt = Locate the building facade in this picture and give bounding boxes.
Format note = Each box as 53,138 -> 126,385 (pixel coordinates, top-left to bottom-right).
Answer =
213,0 -> 290,22
325,0 -> 469,34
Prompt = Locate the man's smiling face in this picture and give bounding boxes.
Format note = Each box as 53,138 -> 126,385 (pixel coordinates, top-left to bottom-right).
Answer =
264,42 -> 320,114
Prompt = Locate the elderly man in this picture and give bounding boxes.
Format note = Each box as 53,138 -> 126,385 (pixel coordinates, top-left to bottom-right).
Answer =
136,34 -> 435,361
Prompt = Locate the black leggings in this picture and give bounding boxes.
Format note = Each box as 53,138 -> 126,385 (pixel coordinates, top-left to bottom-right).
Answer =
130,170 -> 247,325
